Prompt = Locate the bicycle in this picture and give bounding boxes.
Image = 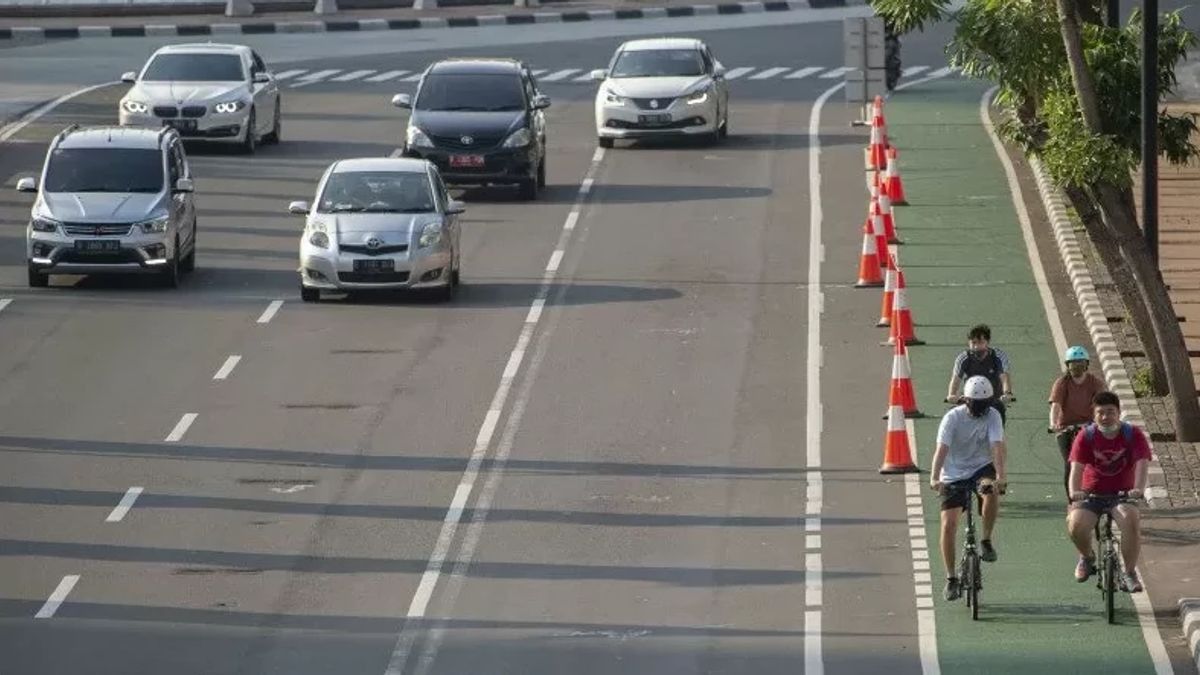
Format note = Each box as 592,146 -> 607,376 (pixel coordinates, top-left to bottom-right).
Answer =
1047,423 -> 1085,498
1074,491 -> 1141,624
942,477 -> 997,620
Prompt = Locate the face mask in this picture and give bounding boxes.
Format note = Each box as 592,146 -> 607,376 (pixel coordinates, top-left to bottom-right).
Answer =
968,399 -> 991,417
1068,364 -> 1087,377
1098,422 -> 1121,434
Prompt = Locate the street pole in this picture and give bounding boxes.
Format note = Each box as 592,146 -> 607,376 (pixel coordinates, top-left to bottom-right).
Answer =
1142,0 -> 1158,265
1107,0 -> 1119,27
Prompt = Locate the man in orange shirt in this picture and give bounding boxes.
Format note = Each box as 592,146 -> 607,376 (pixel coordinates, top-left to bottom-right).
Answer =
1048,346 -> 1106,499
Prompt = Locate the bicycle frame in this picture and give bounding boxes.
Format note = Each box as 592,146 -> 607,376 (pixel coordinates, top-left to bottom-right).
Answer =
947,479 -> 991,621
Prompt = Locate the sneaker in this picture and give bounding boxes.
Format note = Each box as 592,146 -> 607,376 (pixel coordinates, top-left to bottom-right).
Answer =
943,577 -> 962,601
1075,556 -> 1097,582
1120,571 -> 1143,593
980,539 -> 998,563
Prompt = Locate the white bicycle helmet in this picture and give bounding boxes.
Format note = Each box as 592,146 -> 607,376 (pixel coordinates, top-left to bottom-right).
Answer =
963,375 -> 994,400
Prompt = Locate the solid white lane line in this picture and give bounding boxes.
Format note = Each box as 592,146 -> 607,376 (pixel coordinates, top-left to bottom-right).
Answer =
35,575 -> 80,618
926,66 -> 953,79
786,66 -> 824,79
902,66 -> 930,77
724,66 -> 755,80
164,413 -> 198,443
0,299 -> 11,313
366,69 -> 409,82
105,487 -> 144,523
749,66 -> 790,80
1,82 -> 120,143
805,79 -> 843,675
257,300 -> 283,324
819,66 -> 851,79
384,147 -> 608,675
905,421 -> 940,675
332,69 -> 376,82
213,355 -> 242,381
540,68 -> 580,81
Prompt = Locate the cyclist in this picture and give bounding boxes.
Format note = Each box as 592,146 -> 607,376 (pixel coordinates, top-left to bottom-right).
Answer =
1048,346 -> 1105,499
930,375 -> 1008,601
1067,391 -> 1151,592
945,324 -> 1015,424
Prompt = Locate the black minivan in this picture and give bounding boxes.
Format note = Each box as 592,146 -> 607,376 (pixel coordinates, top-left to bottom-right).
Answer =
393,59 -> 550,200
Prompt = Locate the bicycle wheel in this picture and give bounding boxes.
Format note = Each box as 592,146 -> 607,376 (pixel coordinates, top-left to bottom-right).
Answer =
969,553 -> 981,620
1104,551 -> 1117,624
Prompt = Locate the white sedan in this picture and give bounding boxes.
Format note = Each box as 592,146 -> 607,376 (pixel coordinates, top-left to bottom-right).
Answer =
591,37 -> 730,148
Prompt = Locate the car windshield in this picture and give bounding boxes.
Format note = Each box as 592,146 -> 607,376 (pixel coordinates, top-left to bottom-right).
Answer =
415,73 -> 526,112
43,148 -> 164,193
318,171 -> 436,214
610,49 -> 706,78
141,53 -> 245,82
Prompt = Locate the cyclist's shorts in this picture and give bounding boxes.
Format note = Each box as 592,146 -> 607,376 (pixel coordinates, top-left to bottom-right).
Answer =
1077,495 -> 1123,515
941,463 -> 997,511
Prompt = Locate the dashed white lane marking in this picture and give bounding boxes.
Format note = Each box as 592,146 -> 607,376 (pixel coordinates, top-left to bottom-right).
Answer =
164,413 -> 198,443
213,355 -> 242,381
384,147 -> 607,675
905,420 -> 940,675
273,69 -> 305,81
531,69 -> 548,77
257,300 -> 283,324
723,66 -> 755,80
291,69 -> 341,87
902,66 -> 930,77
572,70 -> 598,82
540,68 -> 581,82
402,72 -> 424,82
750,66 -> 791,80
0,299 -> 11,313
545,249 -> 564,272
332,69 -> 376,82
105,487 -> 144,523
819,66 -> 852,79
786,66 -> 824,79
35,575 -> 80,618
366,69 -> 409,83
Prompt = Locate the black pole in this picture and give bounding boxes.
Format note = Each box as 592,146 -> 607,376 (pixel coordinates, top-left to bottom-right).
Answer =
1142,0 -> 1158,265
1108,0 -> 1120,27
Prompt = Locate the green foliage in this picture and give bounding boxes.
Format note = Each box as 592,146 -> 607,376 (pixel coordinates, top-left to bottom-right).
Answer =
1132,365 -> 1154,398
869,0 -> 950,34
1041,89 -> 1137,188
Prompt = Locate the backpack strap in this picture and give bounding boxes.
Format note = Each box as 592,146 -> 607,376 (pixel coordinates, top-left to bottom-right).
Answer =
1084,423 -> 1095,445
1121,421 -> 1134,443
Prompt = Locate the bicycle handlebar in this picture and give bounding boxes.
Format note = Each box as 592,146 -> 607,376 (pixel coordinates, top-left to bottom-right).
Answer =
1069,491 -> 1143,504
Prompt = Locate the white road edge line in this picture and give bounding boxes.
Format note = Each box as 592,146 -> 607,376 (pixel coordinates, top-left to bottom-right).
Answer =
383,147 -> 608,675
806,79 -> 844,675
905,421 -> 941,675
35,575 -> 80,618
213,355 -> 242,381
1,82 -> 121,143
164,413 -> 198,443
980,87 -> 1175,675
257,300 -> 284,324
0,299 -> 11,313
105,487 -> 144,523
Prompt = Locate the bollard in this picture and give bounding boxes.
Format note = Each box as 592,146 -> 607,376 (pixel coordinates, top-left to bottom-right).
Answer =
314,0 -> 338,13
225,0 -> 254,16
413,0 -> 439,9
514,0 -> 539,6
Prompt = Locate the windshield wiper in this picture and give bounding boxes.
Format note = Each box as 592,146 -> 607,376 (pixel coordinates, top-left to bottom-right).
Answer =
362,207 -> 431,213
433,106 -> 486,112
327,206 -> 367,213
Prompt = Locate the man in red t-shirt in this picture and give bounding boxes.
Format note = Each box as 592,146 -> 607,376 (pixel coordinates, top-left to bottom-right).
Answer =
1066,391 -> 1151,592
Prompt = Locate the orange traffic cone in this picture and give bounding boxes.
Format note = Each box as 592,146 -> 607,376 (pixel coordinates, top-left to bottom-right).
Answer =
876,253 -> 897,327
867,96 -> 889,171
855,211 -> 884,288
872,212 -> 890,276
886,147 -> 908,206
883,338 -> 924,419
884,267 -> 925,346
875,172 -> 902,244
879,403 -> 919,474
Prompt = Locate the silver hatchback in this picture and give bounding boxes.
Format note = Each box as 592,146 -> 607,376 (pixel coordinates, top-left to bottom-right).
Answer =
291,158 -> 464,302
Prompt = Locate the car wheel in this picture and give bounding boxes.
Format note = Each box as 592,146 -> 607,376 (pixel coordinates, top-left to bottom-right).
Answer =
598,137 -> 614,149
180,224 -> 196,273
300,285 -> 320,303
537,157 -> 547,189
433,277 -> 456,302
160,242 -> 180,288
518,178 -> 538,201
240,109 -> 257,154
719,112 -> 729,138
27,263 -> 47,288
264,102 -> 281,145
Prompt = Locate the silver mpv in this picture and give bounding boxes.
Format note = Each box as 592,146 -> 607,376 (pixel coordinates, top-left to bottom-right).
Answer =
17,125 -> 198,288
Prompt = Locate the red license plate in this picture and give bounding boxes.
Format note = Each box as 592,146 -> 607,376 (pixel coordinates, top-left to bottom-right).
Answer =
449,154 -> 485,168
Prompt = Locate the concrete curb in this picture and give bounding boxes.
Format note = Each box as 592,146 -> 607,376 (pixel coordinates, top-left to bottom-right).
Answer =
0,0 -> 864,40
1182,598 -> 1200,673
1026,155 -> 1170,508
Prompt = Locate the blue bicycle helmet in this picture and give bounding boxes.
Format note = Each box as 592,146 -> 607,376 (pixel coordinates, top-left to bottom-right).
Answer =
1063,345 -> 1090,363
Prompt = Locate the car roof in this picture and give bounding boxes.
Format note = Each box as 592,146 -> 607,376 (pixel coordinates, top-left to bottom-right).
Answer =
331,157 -> 431,174
620,38 -> 703,51
154,42 -> 251,56
428,58 -> 522,75
56,126 -> 166,151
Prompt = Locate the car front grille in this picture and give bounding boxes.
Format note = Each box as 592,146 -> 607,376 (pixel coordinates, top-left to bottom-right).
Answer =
430,134 -> 504,151
338,271 -> 411,284
153,106 -> 178,118
181,106 -> 207,118
62,222 -> 134,236
58,249 -> 142,265
632,97 -> 676,110
340,243 -> 409,256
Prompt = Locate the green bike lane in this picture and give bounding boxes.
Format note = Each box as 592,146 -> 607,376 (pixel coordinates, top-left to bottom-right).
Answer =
885,78 -> 1162,673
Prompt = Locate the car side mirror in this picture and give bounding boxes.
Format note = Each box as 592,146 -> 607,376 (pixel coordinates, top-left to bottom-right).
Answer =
288,200 -> 310,215
253,72 -> 271,84
121,71 -> 137,84
533,94 -> 551,110
713,64 -> 726,78
392,93 -> 413,109
173,178 -> 194,193
589,69 -> 607,82
446,199 -> 466,215
16,177 -> 38,193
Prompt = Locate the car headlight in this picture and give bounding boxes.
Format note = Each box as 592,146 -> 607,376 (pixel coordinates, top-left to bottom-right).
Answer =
308,230 -> 330,249
686,86 -> 711,105
122,100 -> 149,114
137,216 -> 170,234
604,89 -> 628,105
419,221 -> 443,248
213,100 -> 245,115
407,126 -> 434,149
30,217 -> 60,233
502,128 -> 532,148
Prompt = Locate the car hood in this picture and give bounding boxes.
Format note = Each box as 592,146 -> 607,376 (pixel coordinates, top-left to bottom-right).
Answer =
40,191 -> 163,222
315,213 -> 442,238
604,76 -> 710,98
410,110 -> 524,138
129,81 -> 246,105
